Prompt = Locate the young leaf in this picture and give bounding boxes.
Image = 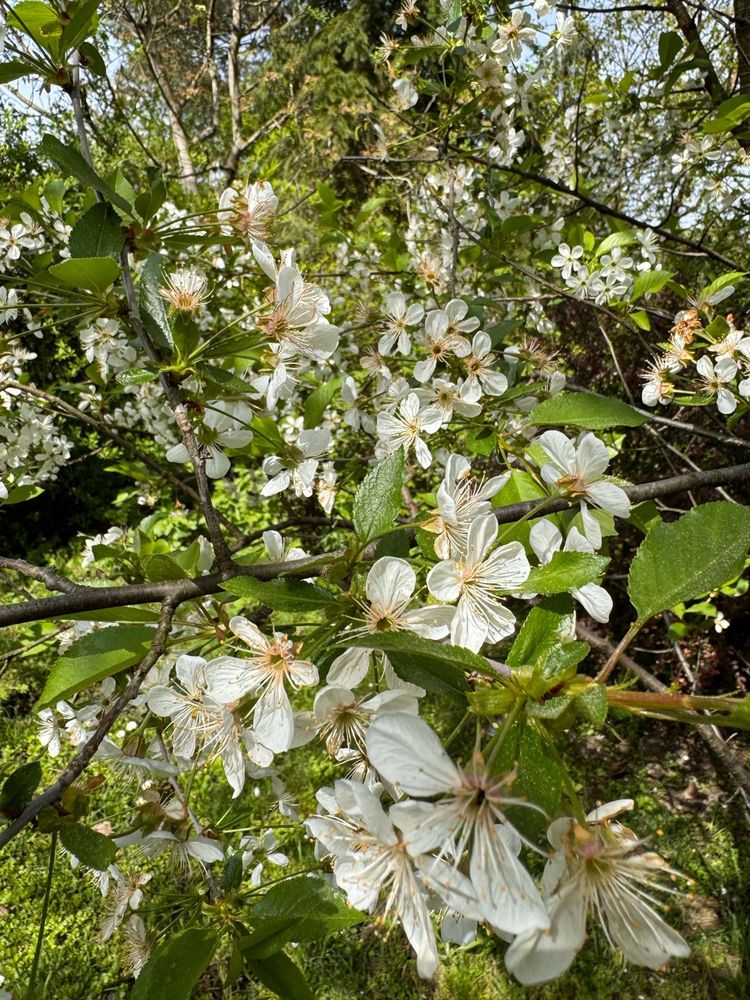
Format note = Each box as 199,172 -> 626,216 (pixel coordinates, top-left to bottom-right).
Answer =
507,597 -> 575,670
0,760 -> 41,814
40,133 -> 133,213
628,501 -> 750,622
630,269 -> 672,301
69,203 -> 124,259
129,928 -> 219,1000
352,450 -> 405,542
524,552 -> 609,595
221,577 -> 335,612
528,392 -> 647,430
303,377 -> 341,429
59,822 -> 117,871
139,252 -> 173,349
245,952 -> 315,1000
37,624 -> 155,709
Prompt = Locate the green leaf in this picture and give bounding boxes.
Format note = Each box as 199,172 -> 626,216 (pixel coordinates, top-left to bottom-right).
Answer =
628,502 -> 750,622
37,624 -> 154,709
573,683 -> 608,728
630,269 -> 672,301
195,361 -> 249,397
7,2 -> 60,48
507,597 -> 575,670
343,632 -> 483,700
40,133 -> 133,214
524,552 -> 609,595
116,367 -> 158,386
78,40 -> 106,76
0,59 -> 39,84
630,309 -> 651,331
48,256 -> 119,294
221,576 -> 335,612
140,553 -> 190,582
129,928 -> 219,1000
0,760 -> 41,813
223,852 -> 244,893
658,30 -> 683,70
59,822 -> 116,871
245,952 -> 314,1000
59,0 -> 99,52
304,377 -> 341,429
493,719 -> 561,839
139,253 -> 173,349
703,96 -> 750,134
69,203 -> 124,259
528,392 -> 647,430
595,231 -> 636,256
352,450 -> 404,542
699,271 -> 745,302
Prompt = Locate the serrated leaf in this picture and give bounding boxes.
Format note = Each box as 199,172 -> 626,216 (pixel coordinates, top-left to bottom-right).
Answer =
69,203 -> 124,259
139,252 -> 173,349
628,502 -> 750,622
493,719 -> 561,839
129,928 -> 219,1000
303,377 -> 341,429
195,361 -> 250,396
524,551 -> 609,595
245,952 -> 315,1000
507,597 -> 575,670
40,133 -> 133,213
221,576 -> 335,612
352,450 -> 404,542
48,256 -> 119,294
528,392 -> 647,430
0,760 -> 41,813
140,553 -> 190,582
59,822 -> 116,871
573,684 -> 608,728
0,59 -> 39,83
37,624 -> 154,709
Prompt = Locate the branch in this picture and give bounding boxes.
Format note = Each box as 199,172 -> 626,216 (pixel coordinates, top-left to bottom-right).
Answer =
0,597 -> 178,850
0,558 -> 79,595
665,0 -> 728,104
2,463 -> 748,629
0,551 -> 339,628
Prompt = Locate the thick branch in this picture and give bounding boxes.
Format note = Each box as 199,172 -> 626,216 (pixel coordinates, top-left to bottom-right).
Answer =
0,598 -> 177,850
0,558 -> 79,595
665,0 -> 728,103
0,551 -> 338,628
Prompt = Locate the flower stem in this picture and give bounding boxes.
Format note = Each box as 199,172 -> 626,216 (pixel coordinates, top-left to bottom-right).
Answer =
27,830 -> 57,998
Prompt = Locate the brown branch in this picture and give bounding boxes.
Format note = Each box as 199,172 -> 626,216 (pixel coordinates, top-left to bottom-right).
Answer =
577,622 -> 750,803
0,597 -> 178,850
0,558 -> 79,595
665,0 -> 728,104
0,551 -> 339,629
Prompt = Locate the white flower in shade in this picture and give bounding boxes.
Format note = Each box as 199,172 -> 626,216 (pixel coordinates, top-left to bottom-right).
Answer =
696,355 -> 738,414
0,287 -> 18,324
263,529 -> 308,564
123,914 -> 150,979
537,431 -> 630,546
316,460 -> 338,515
376,392 -> 442,469
307,779 -> 474,979
415,378 -> 481,423
491,9 -> 537,60
641,357 -> 674,407
379,291 -> 424,356
37,700 -> 96,757
414,305 -> 473,383
504,799 -> 690,985
261,427 -> 331,497
708,323 -> 750,362
427,513 -> 529,652
366,713 -> 548,936
550,243 -> 584,280
393,77 -> 418,109
218,179 -> 278,241
165,401 -> 253,479
422,455 -> 509,560
99,869 -> 152,942
461,332 -> 508,401
529,520 -> 612,623
207,615 -> 318,753
240,829 -> 289,886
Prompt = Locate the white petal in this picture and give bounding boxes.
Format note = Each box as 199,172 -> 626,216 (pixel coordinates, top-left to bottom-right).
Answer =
366,712 -> 462,796
504,880 -> 587,984
573,583 -> 612,623
327,646 -> 371,688
426,560 -> 461,602
366,557 -> 416,609
529,519 -> 562,565
538,430 -> 575,474
585,480 -> 631,517
253,684 -> 294,752
575,432 -> 610,479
